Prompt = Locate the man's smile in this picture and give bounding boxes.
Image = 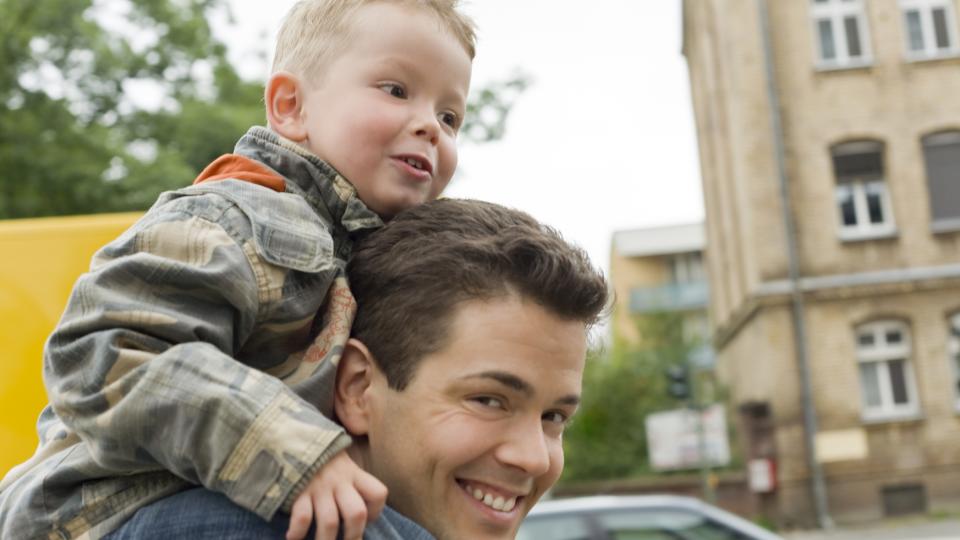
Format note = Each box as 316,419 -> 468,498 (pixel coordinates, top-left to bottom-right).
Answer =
456,479 -> 525,513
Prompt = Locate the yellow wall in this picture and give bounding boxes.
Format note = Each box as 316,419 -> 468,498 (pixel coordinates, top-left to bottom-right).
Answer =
0,213 -> 140,475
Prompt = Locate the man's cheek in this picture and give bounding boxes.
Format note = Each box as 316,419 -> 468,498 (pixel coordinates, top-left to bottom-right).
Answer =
553,449 -> 565,481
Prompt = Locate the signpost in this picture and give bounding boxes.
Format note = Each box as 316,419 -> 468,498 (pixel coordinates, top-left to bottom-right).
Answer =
646,404 -> 731,471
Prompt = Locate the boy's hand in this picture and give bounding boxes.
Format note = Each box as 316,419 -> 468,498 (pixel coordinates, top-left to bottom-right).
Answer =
286,452 -> 388,540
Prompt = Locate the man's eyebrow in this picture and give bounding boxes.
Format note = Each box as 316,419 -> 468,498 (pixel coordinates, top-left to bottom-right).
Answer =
460,371 -> 581,406
462,371 -> 533,395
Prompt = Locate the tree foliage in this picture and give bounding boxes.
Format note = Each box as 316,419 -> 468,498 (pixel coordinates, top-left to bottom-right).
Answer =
0,0 -> 527,219
561,312 -> 700,483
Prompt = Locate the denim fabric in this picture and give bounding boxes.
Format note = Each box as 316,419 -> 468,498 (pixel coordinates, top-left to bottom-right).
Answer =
103,488 -> 434,540
103,488 -> 290,539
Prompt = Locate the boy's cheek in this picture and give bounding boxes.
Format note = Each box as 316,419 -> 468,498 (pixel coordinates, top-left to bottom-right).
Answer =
431,172 -> 454,199
434,151 -> 458,197
429,182 -> 448,200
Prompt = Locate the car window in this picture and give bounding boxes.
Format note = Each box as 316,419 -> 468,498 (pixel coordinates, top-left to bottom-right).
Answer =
597,509 -> 749,540
516,514 -> 593,540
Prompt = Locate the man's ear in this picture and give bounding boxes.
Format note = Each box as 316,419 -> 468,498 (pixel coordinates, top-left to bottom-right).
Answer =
264,71 -> 309,142
334,338 -> 379,436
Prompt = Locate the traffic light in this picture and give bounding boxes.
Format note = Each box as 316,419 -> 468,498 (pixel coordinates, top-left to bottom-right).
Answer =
666,363 -> 691,400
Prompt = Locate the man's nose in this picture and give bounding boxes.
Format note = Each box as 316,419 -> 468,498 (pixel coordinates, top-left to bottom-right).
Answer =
494,417 -> 553,477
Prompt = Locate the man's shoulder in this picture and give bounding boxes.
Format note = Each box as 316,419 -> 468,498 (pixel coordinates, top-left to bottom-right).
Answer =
366,506 -> 436,540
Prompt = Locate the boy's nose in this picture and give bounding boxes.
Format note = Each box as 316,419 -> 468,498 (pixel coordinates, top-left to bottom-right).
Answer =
415,125 -> 439,145
412,109 -> 440,145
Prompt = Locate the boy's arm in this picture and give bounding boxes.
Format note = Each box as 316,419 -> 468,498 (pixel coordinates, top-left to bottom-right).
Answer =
44,204 -> 348,520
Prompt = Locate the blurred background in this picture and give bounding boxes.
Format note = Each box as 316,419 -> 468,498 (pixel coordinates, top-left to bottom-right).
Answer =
3,0 -> 960,536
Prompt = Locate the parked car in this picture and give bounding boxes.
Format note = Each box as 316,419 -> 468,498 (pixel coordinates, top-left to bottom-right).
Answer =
517,495 -> 783,540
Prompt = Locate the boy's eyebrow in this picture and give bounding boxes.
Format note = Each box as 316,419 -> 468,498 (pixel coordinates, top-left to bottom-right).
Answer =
375,56 -> 468,107
375,56 -> 424,80
459,371 -> 581,406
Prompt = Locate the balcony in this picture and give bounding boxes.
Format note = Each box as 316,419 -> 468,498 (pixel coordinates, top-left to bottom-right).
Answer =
629,281 -> 709,314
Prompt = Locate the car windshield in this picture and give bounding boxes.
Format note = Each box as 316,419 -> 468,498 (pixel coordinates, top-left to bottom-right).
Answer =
516,514 -> 592,540
597,508 -> 747,540
518,507 -> 751,540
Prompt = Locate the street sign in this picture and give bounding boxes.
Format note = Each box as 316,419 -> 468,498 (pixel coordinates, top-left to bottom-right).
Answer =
645,404 -> 731,471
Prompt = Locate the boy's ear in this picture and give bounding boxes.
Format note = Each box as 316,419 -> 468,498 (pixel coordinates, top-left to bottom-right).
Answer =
265,71 -> 308,142
334,338 -> 379,436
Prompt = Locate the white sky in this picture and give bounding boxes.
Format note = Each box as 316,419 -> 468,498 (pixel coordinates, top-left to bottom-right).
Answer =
218,0 -> 704,278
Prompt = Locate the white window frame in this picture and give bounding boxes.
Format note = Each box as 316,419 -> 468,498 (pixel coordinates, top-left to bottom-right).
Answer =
669,252 -> 705,284
856,320 -> 921,422
810,0 -> 874,69
835,181 -> 897,240
948,313 -> 960,411
832,142 -> 897,241
900,0 -> 960,61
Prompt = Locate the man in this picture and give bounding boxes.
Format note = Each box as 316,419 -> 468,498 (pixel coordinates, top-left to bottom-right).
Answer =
104,198 -> 608,539
334,198 -> 609,539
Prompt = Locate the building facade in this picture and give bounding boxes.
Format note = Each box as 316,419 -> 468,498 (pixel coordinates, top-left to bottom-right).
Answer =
610,223 -> 709,349
683,0 -> 960,526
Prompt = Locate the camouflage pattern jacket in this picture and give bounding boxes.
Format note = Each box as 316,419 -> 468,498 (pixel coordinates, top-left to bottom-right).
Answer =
0,126 -> 384,540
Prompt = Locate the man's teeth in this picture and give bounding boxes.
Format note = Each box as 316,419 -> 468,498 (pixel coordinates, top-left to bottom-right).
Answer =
470,486 -> 517,512
404,157 -> 424,170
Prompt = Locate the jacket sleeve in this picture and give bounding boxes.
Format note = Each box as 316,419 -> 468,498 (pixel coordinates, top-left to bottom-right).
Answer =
43,202 -> 349,520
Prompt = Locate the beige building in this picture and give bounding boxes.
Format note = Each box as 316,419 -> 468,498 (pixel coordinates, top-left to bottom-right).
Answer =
684,0 -> 960,527
609,223 -> 709,348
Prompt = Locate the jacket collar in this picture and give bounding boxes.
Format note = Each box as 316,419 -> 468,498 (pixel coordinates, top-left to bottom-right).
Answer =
233,126 -> 383,234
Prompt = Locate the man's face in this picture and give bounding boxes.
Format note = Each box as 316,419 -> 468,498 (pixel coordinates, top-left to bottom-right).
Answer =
362,297 -> 588,540
298,2 -> 472,219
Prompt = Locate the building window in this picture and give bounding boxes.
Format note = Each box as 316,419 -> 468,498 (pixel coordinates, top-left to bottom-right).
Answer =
900,0 -> 960,60
669,252 -> 705,284
948,313 -> 960,410
856,321 -> 921,421
832,141 -> 896,240
811,0 -> 873,68
922,131 -> 960,232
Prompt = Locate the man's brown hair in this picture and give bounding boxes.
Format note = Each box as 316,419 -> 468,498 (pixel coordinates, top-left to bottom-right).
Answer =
348,198 -> 609,390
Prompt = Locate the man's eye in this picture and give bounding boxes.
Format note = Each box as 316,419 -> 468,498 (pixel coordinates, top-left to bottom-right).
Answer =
439,111 -> 459,129
473,396 -> 504,409
379,83 -> 406,98
542,411 -> 568,425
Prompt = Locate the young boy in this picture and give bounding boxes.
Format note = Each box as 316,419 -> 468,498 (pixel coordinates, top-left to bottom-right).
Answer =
0,1 -> 474,539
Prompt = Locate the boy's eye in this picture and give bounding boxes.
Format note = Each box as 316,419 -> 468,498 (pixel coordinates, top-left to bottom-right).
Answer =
439,111 -> 460,129
379,83 -> 406,98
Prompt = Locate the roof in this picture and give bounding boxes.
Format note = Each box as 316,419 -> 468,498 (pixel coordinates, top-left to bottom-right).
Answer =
612,222 -> 705,258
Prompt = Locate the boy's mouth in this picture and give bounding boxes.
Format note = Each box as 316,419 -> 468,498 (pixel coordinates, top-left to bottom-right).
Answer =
393,154 -> 433,176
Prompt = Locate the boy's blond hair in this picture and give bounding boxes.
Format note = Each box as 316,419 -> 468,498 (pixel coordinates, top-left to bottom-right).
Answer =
272,0 -> 476,84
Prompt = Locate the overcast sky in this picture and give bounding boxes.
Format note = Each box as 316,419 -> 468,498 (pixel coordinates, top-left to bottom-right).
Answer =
218,0 -> 704,277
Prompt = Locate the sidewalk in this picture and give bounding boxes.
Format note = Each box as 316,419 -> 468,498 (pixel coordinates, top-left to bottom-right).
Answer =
782,516 -> 960,540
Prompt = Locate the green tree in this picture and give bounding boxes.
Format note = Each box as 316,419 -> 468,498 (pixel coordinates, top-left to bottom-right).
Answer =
561,311 -> 701,483
0,0 -> 527,219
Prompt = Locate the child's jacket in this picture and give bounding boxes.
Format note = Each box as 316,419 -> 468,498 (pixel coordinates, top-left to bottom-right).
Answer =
0,126 -> 384,539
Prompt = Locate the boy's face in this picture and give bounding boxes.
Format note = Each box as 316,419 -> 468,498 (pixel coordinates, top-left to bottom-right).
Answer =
299,3 -> 472,218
